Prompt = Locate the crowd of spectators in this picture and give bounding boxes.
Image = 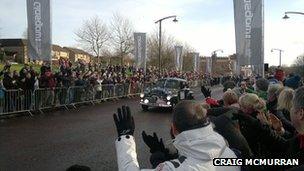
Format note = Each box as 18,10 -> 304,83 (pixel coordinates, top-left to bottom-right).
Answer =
0,59 -> 207,113
0,59 -> 205,92
111,67 -> 304,171
200,69 -> 303,170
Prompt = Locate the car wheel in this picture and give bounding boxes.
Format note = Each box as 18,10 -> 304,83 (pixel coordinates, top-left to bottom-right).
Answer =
142,105 -> 149,111
171,102 -> 176,107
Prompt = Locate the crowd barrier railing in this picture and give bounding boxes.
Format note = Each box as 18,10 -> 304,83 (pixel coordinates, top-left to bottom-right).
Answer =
0,89 -> 33,116
0,82 -> 144,116
0,80 -> 204,117
32,87 -> 70,113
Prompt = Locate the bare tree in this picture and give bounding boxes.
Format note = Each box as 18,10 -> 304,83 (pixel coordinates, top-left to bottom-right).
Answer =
147,29 -> 178,70
110,13 -> 134,65
75,16 -> 109,63
294,54 -> 304,77
182,43 -> 195,72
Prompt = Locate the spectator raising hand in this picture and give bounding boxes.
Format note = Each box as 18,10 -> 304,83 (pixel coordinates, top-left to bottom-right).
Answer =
142,131 -> 175,168
201,85 -> 211,98
268,113 -> 284,135
256,111 -> 270,125
142,131 -> 167,154
113,106 -> 135,137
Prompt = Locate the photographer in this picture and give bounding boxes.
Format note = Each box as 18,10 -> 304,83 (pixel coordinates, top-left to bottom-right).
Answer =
113,101 -> 240,171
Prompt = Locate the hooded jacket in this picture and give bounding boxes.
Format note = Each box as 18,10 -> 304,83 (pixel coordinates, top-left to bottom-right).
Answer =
115,125 -> 240,171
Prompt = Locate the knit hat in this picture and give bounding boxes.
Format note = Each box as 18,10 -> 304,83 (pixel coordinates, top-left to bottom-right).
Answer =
285,75 -> 301,89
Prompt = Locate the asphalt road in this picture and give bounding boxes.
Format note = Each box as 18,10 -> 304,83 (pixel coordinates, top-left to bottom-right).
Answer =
0,86 -> 223,171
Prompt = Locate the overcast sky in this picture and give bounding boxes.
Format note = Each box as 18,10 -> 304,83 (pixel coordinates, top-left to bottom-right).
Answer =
0,0 -> 304,66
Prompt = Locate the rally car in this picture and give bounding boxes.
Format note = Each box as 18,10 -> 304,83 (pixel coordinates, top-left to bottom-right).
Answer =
140,78 -> 194,111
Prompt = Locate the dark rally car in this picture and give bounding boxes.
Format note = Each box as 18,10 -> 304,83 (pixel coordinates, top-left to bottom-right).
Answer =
140,78 -> 194,111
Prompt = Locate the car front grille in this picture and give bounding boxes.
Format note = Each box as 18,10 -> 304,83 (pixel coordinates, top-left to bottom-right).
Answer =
150,89 -> 165,97
148,95 -> 158,103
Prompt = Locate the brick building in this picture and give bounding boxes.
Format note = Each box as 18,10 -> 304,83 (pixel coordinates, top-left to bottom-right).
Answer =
0,39 -> 92,64
63,47 -> 92,63
0,39 -> 28,63
200,55 -> 237,76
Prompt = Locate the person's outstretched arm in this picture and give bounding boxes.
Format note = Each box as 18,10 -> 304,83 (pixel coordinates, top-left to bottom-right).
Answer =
113,106 -> 175,171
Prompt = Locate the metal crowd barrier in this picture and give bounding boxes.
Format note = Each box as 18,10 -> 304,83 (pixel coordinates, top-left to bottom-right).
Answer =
0,89 -> 33,116
0,82 -> 144,117
33,87 -> 69,113
0,80 -> 205,117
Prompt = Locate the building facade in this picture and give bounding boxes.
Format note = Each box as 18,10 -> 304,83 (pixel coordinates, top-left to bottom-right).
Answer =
52,45 -> 70,61
0,39 -> 28,63
0,39 -> 92,64
200,55 -> 237,76
63,47 -> 92,63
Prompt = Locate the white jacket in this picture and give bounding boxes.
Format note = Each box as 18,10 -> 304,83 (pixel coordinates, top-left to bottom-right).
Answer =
115,125 -> 240,171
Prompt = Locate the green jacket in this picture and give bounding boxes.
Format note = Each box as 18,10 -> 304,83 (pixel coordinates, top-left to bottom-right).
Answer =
246,88 -> 268,100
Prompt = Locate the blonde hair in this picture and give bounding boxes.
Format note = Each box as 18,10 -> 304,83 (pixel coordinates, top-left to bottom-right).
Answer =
267,84 -> 283,99
201,102 -> 211,109
223,90 -> 238,106
239,93 -> 265,111
277,88 -> 294,112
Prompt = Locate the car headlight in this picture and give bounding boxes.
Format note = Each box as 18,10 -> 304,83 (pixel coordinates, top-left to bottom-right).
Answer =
166,95 -> 172,101
140,93 -> 144,98
144,99 -> 149,104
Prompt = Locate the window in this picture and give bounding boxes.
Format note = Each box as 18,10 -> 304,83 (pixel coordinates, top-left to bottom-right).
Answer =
165,80 -> 180,89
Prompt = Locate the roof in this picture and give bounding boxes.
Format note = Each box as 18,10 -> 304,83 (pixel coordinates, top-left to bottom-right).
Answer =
63,47 -> 93,56
52,44 -> 69,52
0,39 -> 27,47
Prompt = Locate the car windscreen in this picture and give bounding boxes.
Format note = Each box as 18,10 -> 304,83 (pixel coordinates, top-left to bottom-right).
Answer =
165,80 -> 180,89
154,79 -> 166,88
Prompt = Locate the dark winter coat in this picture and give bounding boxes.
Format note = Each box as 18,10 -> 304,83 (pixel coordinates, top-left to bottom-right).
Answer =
237,114 -> 304,170
210,108 -> 253,158
3,74 -> 17,90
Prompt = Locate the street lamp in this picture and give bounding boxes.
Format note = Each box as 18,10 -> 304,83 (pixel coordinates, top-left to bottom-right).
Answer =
271,48 -> 283,66
120,40 -> 125,66
211,49 -> 223,76
212,49 -> 224,56
155,15 -> 178,75
283,11 -> 304,19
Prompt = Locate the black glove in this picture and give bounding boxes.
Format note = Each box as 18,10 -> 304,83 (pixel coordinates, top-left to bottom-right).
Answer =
142,131 -> 168,154
201,85 -> 211,98
113,106 -> 135,137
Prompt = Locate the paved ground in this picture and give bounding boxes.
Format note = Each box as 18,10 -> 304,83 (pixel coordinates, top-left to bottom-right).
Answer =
0,86 -> 223,171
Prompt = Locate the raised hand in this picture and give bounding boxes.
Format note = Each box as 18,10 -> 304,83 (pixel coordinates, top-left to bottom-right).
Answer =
113,106 -> 135,137
268,113 -> 283,131
201,85 -> 211,98
256,112 -> 270,125
142,131 -> 167,154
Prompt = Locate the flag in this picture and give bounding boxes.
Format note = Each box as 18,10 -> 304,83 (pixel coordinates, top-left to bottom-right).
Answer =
193,53 -> 200,72
233,0 -> 264,75
174,46 -> 183,71
206,57 -> 212,74
134,32 -> 147,73
27,0 -> 52,61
